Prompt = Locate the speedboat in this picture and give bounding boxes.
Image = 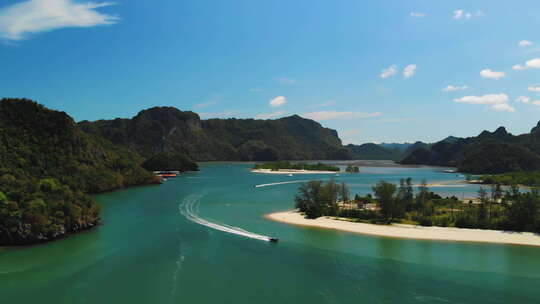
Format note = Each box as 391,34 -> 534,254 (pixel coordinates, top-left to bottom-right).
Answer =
269,237 -> 279,243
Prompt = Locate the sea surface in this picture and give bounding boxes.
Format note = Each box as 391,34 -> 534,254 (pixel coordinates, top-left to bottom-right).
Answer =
1,163 -> 539,303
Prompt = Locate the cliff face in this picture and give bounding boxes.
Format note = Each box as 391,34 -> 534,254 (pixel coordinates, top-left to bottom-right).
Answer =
401,124 -> 540,174
0,99 -> 157,245
80,110 -> 351,161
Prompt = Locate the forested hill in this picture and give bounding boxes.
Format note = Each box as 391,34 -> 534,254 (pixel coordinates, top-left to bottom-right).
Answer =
79,107 -> 351,161
401,124 -> 540,174
0,99 -> 158,245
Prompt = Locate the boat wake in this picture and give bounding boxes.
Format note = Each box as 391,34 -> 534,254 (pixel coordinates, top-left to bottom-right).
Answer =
254,180 -> 311,188
179,195 -> 276,242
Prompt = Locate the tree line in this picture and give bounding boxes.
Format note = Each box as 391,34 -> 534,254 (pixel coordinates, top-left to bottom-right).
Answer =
294,178 -> 540,233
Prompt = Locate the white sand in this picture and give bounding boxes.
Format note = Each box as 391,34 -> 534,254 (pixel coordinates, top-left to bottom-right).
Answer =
266,210 -> 540,247
251,169 -> 339,175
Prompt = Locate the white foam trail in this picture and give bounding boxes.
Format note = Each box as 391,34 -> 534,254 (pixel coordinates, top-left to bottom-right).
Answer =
255,180 -> 310,188
179,195 -> 274,242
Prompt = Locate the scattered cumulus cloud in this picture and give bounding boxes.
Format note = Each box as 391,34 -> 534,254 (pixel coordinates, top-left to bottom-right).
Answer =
528,86 -> 540,93
515,96 -> 531,103
454,93 -> 514,112
410,12 -> 426,18
380,65 -> 398,78
515,96 -> 540,106
301,111 -> 382,121
519,40 -> 533,47
453,9 -> 483,20
269,96 -> 287,107
480,69 -> 506,80
0,0 -> 118,41
255,111 -> 286,120
492,103 -> 516,112
513,58 -> 540,70
453,9 -> 472,19
442,85 -> 468,92
403,64 -> 417,79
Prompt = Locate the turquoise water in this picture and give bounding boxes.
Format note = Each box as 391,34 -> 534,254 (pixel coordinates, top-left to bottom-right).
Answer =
1,163 -> 539,303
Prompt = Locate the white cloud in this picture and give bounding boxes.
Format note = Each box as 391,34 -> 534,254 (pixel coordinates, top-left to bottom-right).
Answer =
454,93 -> 514,112
528,86 -> 540,93
526,58 -> 540,68
255,111 -> 286,120
513,58 -> 540,70
519,40 -> 533,47
269,96 -> 287,108
454,93 -> 509,105
301,111 -> 382,121
453,9 -> 483,20
410,12 -> 426,18
515,96 -> 531,103
515,96 -> 540,106
480,69 -> 506,80
277,78 -> 296,85
0,0 -> 118,41
380,65 -> 398,78
453,9 -> 472,19
442,85 -> 468,92
492,103 -> 516,112
403,64 -> 417,79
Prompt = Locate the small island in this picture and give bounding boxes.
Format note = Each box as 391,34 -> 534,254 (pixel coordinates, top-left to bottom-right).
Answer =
252,161 -> 341,174
267,178 -> 540,246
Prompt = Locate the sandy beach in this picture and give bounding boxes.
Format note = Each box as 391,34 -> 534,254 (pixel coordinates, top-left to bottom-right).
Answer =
266,210 -> 540,247
251,169 -> 339,175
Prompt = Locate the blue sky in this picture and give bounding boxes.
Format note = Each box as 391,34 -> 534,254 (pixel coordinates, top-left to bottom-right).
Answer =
1,0 -> 540,144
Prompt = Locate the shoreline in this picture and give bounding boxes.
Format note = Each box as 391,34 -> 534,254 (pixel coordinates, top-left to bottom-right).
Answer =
266,210 -> 540,247
251,169 -> 339,175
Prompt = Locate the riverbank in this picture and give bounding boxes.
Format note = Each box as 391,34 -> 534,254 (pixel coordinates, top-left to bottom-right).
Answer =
251,169 -> 339,174
266,210 -> 540,247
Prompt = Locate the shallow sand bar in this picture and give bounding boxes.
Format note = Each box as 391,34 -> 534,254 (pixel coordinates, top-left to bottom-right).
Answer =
267,210 -> 540,247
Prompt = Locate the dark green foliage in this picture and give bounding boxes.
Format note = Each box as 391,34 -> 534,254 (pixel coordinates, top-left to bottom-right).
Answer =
294,180 -> 347,218
80,109 -> 351,162
372,181 -> 398,219
401,124 -> 540,174
294,176 -> 540,233
482,171 -> 540,187
0,99 -> 158,245
254,161 -> 339,172
346,143 -> 402,160
142,152 -> 198,171
345,165 -> 360,173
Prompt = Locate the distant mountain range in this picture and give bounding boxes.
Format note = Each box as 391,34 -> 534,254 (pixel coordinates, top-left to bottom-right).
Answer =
345,141 -> 430,161
401,125 -> 540,173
